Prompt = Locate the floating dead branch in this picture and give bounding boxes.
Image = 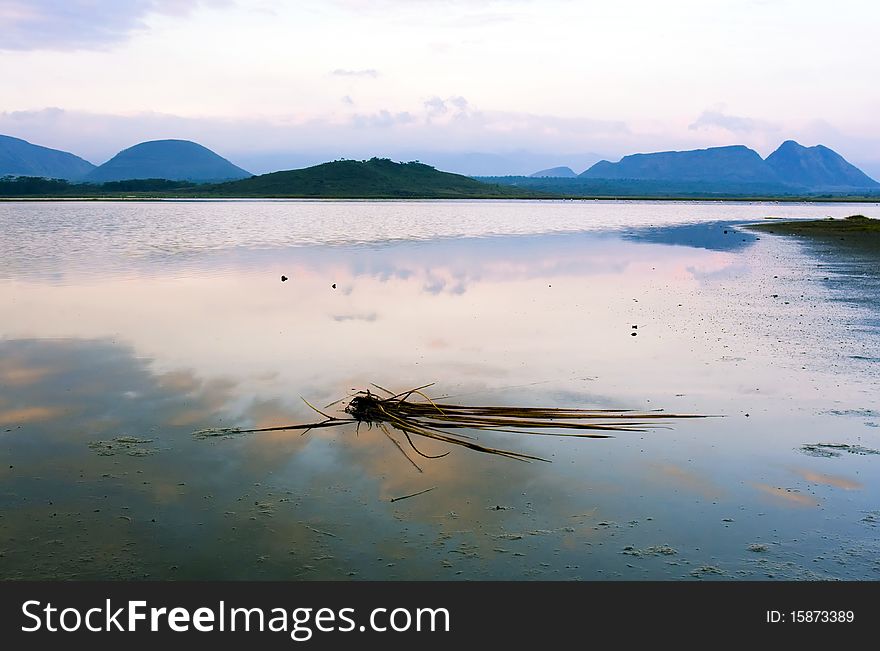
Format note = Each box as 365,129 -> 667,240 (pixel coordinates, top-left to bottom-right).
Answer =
194,383 -> 710,465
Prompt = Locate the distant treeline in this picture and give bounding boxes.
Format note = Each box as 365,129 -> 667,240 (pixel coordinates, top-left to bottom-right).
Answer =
478,176 -> 880,200
0,160 -> 541,199
3,171 -> 880,201
0,176 -> 199,196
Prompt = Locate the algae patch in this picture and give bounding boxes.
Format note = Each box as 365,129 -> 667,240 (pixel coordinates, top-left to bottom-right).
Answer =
800,443 -> 880,458
88,436 -> 156,457
622,544 -> 677,557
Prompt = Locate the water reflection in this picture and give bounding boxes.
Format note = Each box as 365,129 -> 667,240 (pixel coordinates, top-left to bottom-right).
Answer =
2,199 -> 878,283
622,221 -> 759,251
0,232 -> 741,415
2,201 -> 880,580
0,338 -> 618,579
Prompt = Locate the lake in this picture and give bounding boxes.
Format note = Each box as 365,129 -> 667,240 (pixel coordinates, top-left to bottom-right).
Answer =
1,199 -> 879,580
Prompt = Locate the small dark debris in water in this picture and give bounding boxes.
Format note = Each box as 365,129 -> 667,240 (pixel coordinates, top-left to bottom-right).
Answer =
389,486 -> 436,503
490,505 -> 509,511
722,518 -> 734,523
495,533 -> 523,541
771,294 -> 779,298
861,512 -> 879,526
800,443 -> 880,458
281,275 -> 288,282
748,543 -> 768,553
632,325 -> 637,329
819,409 -> 880,418
622,544 -> 677,557
304,524 -> 337,538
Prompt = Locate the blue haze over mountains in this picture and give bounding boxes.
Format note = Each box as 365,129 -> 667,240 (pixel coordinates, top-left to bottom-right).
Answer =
530,141 -> 879,191
1,132 -> 877,193
0,134 -> 96,180
84,140 -> 250,182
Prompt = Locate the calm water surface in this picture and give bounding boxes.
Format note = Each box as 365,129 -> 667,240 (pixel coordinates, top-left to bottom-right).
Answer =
1,200 -> 879,580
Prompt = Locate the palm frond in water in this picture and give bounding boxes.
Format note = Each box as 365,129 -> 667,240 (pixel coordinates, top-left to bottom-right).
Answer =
194,384 -> 709,464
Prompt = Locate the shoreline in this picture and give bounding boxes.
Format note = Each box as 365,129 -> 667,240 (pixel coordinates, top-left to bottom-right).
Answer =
3,195 -> 880,203
744,214 -> 880,235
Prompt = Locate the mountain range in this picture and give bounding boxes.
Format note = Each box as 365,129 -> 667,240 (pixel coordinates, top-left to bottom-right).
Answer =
1,134 -> 877,195
529,141 -> 878,191
1,136 -> 250,182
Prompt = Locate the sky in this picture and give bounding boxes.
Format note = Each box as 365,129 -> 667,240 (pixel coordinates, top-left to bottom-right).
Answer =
1,0 -> 879,176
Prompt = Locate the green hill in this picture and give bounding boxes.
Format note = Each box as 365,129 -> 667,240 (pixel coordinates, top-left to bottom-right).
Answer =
206,158 -> 545,198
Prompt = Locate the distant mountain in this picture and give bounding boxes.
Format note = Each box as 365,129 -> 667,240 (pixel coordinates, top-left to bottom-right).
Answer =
87,139 -> 250,182
578,142 -> 878,192
0,134 -> 95,180
395,151 -> 601,177
581,145 -> 777,184
207,158 -> 545,198
530,166 -> 577,178
765,140 -> 879,189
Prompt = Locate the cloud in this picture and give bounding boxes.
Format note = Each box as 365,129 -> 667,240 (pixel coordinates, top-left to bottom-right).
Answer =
448,96 -> 469,112
330,68 -> 379,78
0,0 -> 231,51
350,109 -> 415,128
424,97 -> 448,116
0,103 -> 631,173
688,107 -> 776,134
32,99 -> 880,177
424,95 -> 471,118
331,313 -> 378,322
